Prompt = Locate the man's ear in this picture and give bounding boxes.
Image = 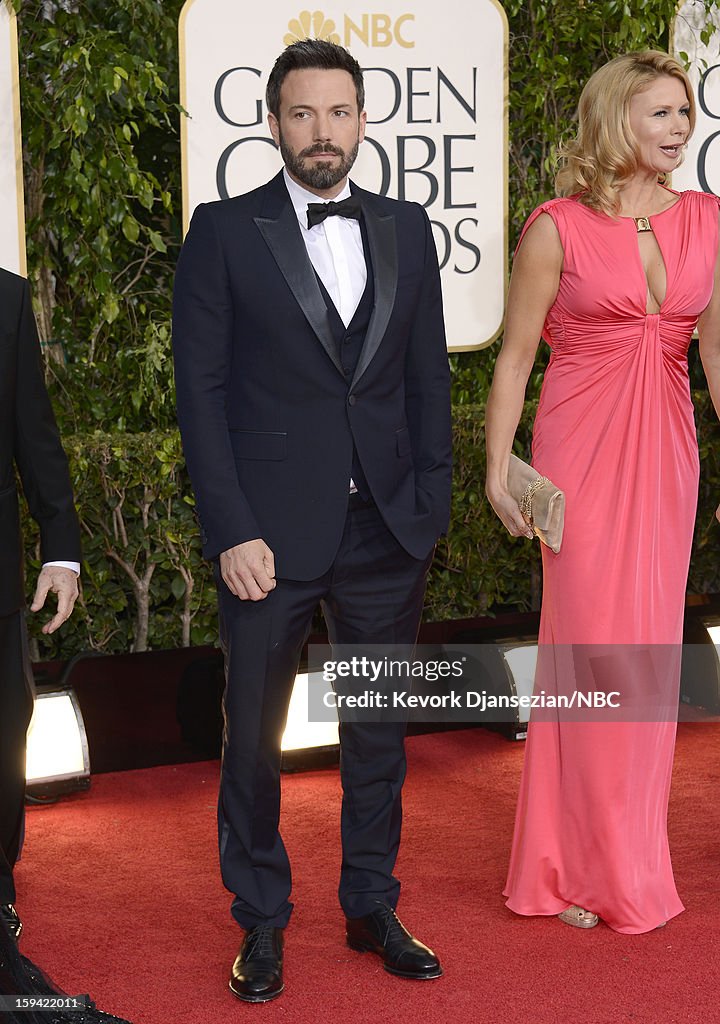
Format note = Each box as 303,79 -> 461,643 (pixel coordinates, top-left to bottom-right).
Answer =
358,109 -> 367,144
268,112 -> 280,147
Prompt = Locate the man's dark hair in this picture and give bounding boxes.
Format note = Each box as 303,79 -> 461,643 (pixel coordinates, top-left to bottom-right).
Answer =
266,39 -> 365,117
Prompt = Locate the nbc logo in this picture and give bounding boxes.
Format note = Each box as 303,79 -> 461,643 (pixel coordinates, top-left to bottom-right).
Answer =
284,10 -> 341,45
284,9 -> 415,48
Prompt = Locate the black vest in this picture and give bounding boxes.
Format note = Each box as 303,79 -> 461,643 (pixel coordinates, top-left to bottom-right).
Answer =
314,220 -> 374,498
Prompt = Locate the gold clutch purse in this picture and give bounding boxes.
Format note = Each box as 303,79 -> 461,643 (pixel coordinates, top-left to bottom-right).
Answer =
507,454 -> 565,554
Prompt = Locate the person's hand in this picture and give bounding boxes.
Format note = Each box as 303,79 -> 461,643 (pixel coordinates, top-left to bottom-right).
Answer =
716,501 -> 720,524
30,566 -> 79,634
486,485 -> 535,540
220,539 -> 276,600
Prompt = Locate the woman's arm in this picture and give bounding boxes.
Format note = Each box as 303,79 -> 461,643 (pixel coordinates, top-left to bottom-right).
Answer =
697,211 -> 720,522
485,212 -> 563,538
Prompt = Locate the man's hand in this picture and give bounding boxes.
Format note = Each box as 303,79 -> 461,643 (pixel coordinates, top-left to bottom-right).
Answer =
220,540 -> 276,601
30,566 -> 79,634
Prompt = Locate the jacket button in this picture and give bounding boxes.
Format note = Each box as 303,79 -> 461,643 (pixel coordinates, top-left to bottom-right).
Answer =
348,395 -> 356,406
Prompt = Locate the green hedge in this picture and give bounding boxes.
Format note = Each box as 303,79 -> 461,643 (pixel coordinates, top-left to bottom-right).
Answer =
22,431 -> 215,658
23,393 -> 720,658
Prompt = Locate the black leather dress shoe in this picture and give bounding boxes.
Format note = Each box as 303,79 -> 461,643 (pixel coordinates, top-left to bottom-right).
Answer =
1,904 -> 22,942
346,901 -> 442,979
229,925 -> 284,1003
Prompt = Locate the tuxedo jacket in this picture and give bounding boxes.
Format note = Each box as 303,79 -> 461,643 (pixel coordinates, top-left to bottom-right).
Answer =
0,269 -> 80,617
172,171 -> 452,579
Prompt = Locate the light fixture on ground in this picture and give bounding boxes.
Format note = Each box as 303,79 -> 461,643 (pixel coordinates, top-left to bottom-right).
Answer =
442,631 -> 539,741
681,611 -> 720,712
497,641 -> 539,739
25,688 -> 91,798
460,641 -> 538,741
280,671 -> 339,771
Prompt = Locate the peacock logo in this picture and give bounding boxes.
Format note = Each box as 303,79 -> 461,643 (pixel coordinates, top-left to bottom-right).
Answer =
284,10 -> 341,46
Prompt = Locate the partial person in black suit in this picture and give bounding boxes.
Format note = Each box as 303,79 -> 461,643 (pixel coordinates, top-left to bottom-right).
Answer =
173,40 -> 452,1002
0,268 -> 81,942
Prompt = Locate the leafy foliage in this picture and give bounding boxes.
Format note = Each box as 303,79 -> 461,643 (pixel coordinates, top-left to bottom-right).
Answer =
450,0 -> 704,406
24,432 -> 216,657
15,0 -> 184,433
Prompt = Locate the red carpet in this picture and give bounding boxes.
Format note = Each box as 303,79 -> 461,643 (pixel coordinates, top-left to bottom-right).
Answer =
14,725 -> 720,1024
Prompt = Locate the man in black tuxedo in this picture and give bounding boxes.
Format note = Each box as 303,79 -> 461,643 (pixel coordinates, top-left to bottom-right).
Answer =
0,268 -> 81,941
173,39 -> 452,1002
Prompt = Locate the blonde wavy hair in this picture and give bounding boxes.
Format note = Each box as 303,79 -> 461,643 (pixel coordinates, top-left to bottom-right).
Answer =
555,50 -> 696,216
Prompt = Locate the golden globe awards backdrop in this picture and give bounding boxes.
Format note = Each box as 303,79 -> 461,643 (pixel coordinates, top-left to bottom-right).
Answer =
673,1 -> 720,195
179,1 -> 508,351
0,0 -> 25,275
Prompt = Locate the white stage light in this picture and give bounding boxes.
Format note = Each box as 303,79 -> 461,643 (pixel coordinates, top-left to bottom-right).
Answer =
26,689 -> 91,797
281,672 -> 339,754
705,624 -> 720,646
500,643 -> 539,730
442,639 -> 539,741
680,614 -> 720,713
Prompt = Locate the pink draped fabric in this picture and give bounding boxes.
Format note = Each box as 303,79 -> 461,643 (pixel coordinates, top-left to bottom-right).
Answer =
503,190 -> 720,933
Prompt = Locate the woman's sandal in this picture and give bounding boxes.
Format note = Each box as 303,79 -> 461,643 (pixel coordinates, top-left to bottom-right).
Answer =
558,905 -> 599,929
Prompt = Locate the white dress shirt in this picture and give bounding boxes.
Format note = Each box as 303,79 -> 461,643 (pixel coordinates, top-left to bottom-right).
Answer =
44,560 -> 80,574
283,168 -> 367,327
283,169 -> 368,493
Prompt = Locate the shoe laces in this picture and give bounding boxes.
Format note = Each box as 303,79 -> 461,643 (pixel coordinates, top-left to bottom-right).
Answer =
243,925 -> 278,961
373,903 -> 410,949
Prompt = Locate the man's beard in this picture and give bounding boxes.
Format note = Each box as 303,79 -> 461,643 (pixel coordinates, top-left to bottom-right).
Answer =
280,134 -> 359,191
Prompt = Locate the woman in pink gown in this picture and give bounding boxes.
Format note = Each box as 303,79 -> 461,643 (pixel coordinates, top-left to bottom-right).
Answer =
485,51 -> 720,933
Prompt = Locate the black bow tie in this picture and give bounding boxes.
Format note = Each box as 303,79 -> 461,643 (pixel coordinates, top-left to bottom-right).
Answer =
306,195 -> 361,228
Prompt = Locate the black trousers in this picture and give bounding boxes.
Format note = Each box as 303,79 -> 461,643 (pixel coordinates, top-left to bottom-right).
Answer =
0,612 -> 34,905
216,496 -> 433,929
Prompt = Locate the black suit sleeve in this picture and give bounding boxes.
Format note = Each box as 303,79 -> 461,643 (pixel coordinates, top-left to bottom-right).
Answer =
404,206 -> 452,534
14,279 -> 81,565
172,204 -> 262,560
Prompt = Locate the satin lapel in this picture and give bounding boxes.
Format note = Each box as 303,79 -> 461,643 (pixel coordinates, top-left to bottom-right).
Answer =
254,203 -> 343,377
351,201 -> 397,388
